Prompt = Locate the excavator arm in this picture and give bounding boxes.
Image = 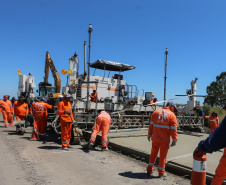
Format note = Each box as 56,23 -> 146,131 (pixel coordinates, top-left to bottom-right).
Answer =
44,51 -> 61,93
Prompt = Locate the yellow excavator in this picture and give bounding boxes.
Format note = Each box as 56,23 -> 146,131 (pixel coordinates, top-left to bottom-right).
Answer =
38,51 -> 62,98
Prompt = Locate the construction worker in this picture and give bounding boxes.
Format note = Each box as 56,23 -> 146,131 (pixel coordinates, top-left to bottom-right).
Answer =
88,111 -> 111,151
13,96 -> 29,121
205,111 -> 219,133
193,105 -> 204,117
57,94 -> 75,150
147,101 -> 178,177
194,104 -> 226,185
33,97 -> 53,140
90,90 -> 99,103
150,98 -> 158,105
0,95 -> 13,127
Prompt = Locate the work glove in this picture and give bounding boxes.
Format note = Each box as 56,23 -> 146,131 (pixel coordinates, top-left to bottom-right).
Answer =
193,147 -> 205,157
147,135 -> 152,142
170,140 -> 177,147
64,110 -> 71,115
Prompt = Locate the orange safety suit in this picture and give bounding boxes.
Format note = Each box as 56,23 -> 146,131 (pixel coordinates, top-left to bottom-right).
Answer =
33,101 -> 52,139
13,101 -> 29,121
147,107 -> 177,176
205,115 -> 219,133
30,101 -> 37,116
90,92 -> 99,102
211,147 -> 226,185
89,111 -> 111,147
150,100 -> 156,105
0,100 -> 13,127
57,99 -> 74,149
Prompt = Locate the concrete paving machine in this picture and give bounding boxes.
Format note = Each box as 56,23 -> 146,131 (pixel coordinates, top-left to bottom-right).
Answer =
56,53 -> 159,131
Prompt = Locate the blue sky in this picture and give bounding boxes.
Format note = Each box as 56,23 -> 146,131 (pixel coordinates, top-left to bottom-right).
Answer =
1,0 -> 225,105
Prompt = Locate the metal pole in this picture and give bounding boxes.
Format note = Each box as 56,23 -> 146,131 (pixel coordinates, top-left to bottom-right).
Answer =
163,48 -> 168,107
84,41 -> 86,74
86,24 -> 93,112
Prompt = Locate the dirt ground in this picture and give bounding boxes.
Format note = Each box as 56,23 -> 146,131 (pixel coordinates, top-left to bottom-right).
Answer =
0,118 -> 190,185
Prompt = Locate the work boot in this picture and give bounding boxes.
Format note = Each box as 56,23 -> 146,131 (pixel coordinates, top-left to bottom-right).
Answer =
158,173 -> 167,178
146,172 -> 153,176
88,141 -> 94,149
62,147 -> 69,151
102,147 -> 109,151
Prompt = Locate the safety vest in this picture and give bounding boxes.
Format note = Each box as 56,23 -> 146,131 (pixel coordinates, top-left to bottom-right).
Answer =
57,99 -> 74,122
0,100 -> 12,113
13,101 -> 29,116
148,107 -> 177,144
205,116 -> 219,132
34,101 -> 52,120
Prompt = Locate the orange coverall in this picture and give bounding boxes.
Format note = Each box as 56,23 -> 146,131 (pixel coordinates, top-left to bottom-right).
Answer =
57,99 -> 74,149
13,101 -> 29,120
211,147 -> 226,184
0,100 -> 13,127
150,100 -> 156,105
90,92 -> 99,102
89,111 -> 111,147
34,101 -> 52,139
205,115 -> 219,133
147,107 -> 177,176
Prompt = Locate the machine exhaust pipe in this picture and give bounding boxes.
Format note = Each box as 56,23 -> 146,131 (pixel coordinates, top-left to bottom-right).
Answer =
84,41 -> 87,75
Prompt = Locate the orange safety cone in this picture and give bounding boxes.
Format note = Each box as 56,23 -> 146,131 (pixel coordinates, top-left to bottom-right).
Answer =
190,151 -> 207,185
10,115 -> 14,125
29,130 -> 38,141
29,120 -> 38,141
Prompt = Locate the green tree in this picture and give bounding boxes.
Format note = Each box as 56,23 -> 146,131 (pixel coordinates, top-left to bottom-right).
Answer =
205,71 -> 226,107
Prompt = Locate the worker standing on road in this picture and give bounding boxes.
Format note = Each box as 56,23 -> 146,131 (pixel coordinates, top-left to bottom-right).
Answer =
13,96 -> 29,121
57,94 -> 75,150
205,111 -> 219,133
90,90 -> 99,103
0,95 -> 13,127
33,97 -> 53,140
88,111 -> 111,151
147,101 -> 178,177
194,104 -> 226,185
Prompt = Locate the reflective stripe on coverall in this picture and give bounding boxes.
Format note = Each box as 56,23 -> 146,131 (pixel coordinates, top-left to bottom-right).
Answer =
0,100 -> 13,127
13,101 -> 29,120
89,111 -> 111,147
34,101 -> 52,139
147,107 -> 177,176
205,116 -> 219,133
57,99 -> 74,148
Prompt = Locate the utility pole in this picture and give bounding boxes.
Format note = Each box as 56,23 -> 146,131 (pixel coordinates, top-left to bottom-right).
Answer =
163,48 -> 168,107
86,24 -> 93,112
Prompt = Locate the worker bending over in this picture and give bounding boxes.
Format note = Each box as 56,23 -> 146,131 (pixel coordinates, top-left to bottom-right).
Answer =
88,111 -> 111,151
57,94 -> 75,151
33,97 -> 53,140
90,90 -> 99,103
194,104 -> 226,185
147,101 -> 178,177
13,96 -> 29,121
205,111 -> 219,133
0,95 -> 13,127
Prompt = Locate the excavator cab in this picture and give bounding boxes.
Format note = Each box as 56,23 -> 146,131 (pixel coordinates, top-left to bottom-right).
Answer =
38,85 -> 56,97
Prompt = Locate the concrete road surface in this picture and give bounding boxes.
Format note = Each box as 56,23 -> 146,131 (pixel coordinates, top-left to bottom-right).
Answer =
0,114 -> 190,185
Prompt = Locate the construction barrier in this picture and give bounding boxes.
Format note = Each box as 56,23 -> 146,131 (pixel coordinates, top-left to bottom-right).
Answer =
190,151 -> 207,185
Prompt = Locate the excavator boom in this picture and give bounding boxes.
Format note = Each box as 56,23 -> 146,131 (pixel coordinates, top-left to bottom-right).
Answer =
44,51 -> 61,93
